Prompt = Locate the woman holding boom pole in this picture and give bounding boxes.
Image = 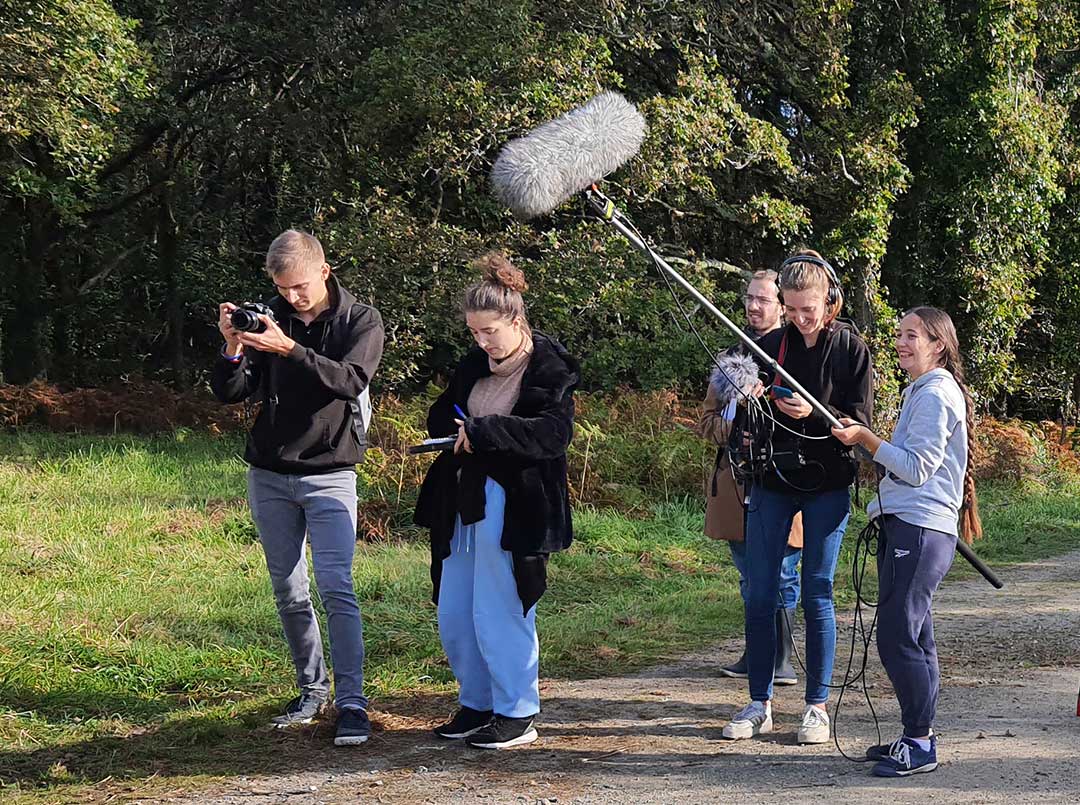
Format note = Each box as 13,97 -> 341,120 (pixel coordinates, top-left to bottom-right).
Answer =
722,249 -> 873,745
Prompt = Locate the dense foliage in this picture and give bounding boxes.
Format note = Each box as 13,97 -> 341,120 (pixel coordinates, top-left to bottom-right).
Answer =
2,0 -> 1078,417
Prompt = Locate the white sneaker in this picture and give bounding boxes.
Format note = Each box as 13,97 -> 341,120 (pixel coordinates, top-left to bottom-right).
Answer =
722,700 -> 773,740
797,705 -> 830,744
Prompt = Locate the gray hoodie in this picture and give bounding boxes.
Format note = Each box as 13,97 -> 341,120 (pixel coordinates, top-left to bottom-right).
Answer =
867,368 -> 967,536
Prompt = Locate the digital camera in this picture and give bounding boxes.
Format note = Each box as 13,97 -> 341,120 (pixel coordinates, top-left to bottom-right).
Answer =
230,302 -> 275,334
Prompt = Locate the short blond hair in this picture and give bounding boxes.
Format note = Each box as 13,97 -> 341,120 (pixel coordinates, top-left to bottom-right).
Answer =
266,229 -> 325,276
746,269 -> 779,294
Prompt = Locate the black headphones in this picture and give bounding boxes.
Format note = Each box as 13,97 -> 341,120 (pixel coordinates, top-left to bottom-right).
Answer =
777,254 -> 842,308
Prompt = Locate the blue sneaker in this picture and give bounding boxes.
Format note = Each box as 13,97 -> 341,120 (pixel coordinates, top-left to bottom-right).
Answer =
865,736 -> 903,762
872,735 -> 938,777
867,731 -> 936,761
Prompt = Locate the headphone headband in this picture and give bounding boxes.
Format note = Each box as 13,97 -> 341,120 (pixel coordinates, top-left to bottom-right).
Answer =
778,253 -> 842,308
778,254 -> 840,287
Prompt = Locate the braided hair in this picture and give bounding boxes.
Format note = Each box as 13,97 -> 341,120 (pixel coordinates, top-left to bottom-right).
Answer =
906,306 -> 983,544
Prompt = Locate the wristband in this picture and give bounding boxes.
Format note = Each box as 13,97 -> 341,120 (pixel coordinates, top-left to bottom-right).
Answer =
222,345 -> 243,363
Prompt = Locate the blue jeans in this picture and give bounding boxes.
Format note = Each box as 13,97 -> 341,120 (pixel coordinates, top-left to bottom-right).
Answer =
745,485 -> 850,704
438,478 -> 540,718
247,467 -> 367,710
729,539 -> 801,610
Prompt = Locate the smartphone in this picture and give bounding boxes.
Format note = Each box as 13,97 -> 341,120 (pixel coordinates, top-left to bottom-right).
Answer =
407,436 -> 458,454
771,385 -> 795,399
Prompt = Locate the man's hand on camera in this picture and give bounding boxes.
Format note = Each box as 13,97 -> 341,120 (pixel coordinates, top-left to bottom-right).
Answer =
218,303 -> 243,357
235,315 -> 297,356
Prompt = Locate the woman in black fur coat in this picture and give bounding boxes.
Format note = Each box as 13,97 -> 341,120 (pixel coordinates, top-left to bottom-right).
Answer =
414,253 -> 579,750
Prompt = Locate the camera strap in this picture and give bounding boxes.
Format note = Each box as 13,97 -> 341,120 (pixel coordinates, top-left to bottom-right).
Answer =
267,328 -> 282,427
334,305 -> 372,444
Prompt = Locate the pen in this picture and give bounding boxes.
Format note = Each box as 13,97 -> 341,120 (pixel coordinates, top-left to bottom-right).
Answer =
453,404 -> 468,420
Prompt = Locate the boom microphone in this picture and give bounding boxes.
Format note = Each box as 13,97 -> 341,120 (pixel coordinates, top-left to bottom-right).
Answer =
711,352 -> 760,406
489,93 -> 1002,590
490,91 -> 647,219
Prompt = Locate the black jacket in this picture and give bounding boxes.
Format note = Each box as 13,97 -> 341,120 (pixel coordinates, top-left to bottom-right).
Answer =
751,321 -> 873,492
210,273 -> 384,474
414,332 -> 579,614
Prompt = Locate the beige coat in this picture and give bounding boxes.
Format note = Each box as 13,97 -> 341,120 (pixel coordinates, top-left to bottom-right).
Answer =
696,383 -> 803,547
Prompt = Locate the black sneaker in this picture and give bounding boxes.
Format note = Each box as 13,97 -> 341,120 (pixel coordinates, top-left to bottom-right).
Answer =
434,706 -> 493,739
719,653 -> 749,679
334,707 -> 371,746
270,693 -> 327,728
465,714 -> 538,749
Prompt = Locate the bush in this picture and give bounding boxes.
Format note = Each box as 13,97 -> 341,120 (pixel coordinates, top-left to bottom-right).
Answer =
972,417 -> 1080,484
7,382 -> 1079,539
0,380 -> 247,433
357,388 -> 713,537
972,418 -> 1039,482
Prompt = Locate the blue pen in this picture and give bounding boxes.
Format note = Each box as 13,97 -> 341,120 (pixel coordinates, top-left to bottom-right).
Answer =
453,404 -> 468,420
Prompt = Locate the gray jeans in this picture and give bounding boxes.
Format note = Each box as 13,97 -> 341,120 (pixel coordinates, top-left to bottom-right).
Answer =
247,466 -> 367,710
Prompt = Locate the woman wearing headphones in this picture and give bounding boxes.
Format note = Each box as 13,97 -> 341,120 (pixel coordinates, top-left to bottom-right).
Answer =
722,249 -> 873,745
414,253 -> 579,750
832,306 -> 981,777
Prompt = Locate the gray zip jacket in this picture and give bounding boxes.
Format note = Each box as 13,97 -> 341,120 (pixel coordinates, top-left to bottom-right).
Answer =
867,368 -> 967,536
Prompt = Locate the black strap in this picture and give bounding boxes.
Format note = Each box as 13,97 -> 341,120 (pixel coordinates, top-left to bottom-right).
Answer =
334,304 -> 370,443
830,326 -> 852,391
829,326 -> 859,468
711,446 -> 723,497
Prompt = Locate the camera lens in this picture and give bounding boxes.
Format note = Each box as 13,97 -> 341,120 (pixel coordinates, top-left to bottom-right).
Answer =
230,308 -> 266,333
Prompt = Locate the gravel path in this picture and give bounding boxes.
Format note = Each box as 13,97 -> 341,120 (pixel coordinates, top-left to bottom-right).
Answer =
155,549 -> 1080,804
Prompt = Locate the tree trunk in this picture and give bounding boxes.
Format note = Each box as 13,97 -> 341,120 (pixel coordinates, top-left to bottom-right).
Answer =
1072,373 -> 1080,427
49,258 -> 78,385
855,258 -> 875,334
0,198 -> 17,384
156,161 -> 188,388
5,199 -> 53,383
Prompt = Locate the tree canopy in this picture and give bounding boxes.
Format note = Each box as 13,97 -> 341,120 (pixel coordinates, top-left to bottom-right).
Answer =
1,0 -> 1078,418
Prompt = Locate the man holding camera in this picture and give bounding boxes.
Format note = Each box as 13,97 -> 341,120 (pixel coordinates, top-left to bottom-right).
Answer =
212,229 -> 384,746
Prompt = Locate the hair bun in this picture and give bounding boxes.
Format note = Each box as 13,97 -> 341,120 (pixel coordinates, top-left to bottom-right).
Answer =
475,252 -> 528,294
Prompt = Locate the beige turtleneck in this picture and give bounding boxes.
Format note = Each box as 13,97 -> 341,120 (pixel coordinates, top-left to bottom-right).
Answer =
467,333 -> 534,417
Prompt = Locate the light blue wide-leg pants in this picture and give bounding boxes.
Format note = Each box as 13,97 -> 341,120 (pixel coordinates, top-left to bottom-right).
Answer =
437,478 -> 540,718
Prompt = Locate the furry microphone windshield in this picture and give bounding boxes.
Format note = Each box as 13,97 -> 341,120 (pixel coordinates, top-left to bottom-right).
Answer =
489,91 -> 647,219
711,352 -> 761,406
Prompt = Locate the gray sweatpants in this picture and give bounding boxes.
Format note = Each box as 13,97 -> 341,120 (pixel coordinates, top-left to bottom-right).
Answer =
247,466 -> 367,710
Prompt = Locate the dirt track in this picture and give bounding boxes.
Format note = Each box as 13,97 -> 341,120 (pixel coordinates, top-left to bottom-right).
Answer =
161,549 -> 1080,805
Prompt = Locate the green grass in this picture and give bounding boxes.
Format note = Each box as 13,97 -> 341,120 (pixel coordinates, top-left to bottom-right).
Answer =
1,430 -> 1078,802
